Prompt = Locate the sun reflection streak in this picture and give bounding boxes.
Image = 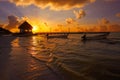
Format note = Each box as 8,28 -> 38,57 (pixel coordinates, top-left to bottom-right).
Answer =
27,36 -> 46,55
11,38 -> 20,47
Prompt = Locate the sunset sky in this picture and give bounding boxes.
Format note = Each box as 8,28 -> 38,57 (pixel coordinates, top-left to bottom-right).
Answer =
0,0 -> 120,32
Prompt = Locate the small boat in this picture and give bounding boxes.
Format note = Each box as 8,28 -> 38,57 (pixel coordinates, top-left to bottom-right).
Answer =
46,34 -> 68,39
81,32 -> 110,40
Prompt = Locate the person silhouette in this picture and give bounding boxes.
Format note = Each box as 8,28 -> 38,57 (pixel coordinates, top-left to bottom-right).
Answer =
82,33 -> 86,40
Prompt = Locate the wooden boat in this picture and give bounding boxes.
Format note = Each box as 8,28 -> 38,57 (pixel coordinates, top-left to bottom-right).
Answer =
46,34 -> 68,39
81,32 -> 110,40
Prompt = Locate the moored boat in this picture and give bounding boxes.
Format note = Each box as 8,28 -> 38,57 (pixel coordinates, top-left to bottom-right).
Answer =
81,32 -> 110,40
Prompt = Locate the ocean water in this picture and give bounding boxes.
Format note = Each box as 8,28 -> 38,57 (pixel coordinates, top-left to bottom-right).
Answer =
1,33 -> 120,80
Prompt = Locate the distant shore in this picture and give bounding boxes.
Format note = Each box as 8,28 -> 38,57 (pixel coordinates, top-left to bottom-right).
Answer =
1,32 -> 119,37
12,32 -> 111,35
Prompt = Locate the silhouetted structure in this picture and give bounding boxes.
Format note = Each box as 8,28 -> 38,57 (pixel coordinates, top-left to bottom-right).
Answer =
18,21 -> 33,33
0,27 -> 11,36
81,32 -> 110,40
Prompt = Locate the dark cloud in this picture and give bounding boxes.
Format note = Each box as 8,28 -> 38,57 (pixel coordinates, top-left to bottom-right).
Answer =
0,0 -> 9,2
10,0 -> 95,10
44,22 -> 48,27
74,9 -> 86,19
5,15 -> 20,29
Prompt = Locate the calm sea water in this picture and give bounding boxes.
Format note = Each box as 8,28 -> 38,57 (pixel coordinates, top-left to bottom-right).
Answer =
1,33 -> 120,80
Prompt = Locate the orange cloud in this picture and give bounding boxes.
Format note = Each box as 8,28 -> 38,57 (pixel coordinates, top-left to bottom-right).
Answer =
66,18 -> 75,24
74,9 -> 86,19
116,13 -> 120,18
10,0 -> 95,10
0,24 -> 4,27
96,18 -> 120,32
100,18 -> 110,25
108,24 -> 120,32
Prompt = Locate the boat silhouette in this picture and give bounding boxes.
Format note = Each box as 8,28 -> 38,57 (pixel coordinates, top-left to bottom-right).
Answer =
81,32 -> 110,40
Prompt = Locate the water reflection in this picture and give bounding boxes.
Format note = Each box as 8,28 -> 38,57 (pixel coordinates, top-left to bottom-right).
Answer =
11,37 -> 20,47
0,36 -> 16,80
6,34 -> 120,80
10,36 -> 57,80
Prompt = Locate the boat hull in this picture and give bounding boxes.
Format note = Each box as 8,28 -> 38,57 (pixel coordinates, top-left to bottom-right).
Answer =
81,32 -> 110,40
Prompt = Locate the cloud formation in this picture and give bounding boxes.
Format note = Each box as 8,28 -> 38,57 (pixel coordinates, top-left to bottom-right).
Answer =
109,24 -> 120,32
116,13 -> 120,18
10,0 -> 95,10
0,24 -> 4,27
98,18 -> 120,32
5,15 -> 20,30
98,18 -> 110,31
74,9 -> 86,19
44,22 -> 48,27
100,18 -> 110,25
66,18 -> 75,24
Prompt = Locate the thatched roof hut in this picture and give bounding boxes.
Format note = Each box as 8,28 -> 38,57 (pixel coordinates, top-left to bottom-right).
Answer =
18,21 -> 33,33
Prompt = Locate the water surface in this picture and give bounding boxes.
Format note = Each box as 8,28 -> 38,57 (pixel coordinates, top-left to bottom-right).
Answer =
0,33 -> 120,80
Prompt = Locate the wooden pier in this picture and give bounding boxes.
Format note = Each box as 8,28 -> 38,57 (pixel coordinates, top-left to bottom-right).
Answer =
35,32 -> 110,35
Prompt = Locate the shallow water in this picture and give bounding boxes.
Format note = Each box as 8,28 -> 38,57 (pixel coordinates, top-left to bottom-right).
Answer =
0,33 -> 120,80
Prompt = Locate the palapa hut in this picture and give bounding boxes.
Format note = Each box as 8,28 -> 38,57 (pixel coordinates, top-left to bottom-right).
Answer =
18,21 -> 33,33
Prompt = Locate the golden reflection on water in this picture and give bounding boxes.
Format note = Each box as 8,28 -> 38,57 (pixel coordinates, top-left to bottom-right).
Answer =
28,36 -> 46,55
10,36 -> 48,80
11,37 -> 20,47
29,36 -> 57,62
27,59 -> 39,72
9,34 -> 120,80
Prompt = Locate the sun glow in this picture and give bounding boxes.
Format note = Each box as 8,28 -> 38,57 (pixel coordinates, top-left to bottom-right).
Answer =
32,25 -> 40,33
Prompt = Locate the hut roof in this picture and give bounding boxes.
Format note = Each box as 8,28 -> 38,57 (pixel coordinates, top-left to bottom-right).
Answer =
18,21 -> 33,30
